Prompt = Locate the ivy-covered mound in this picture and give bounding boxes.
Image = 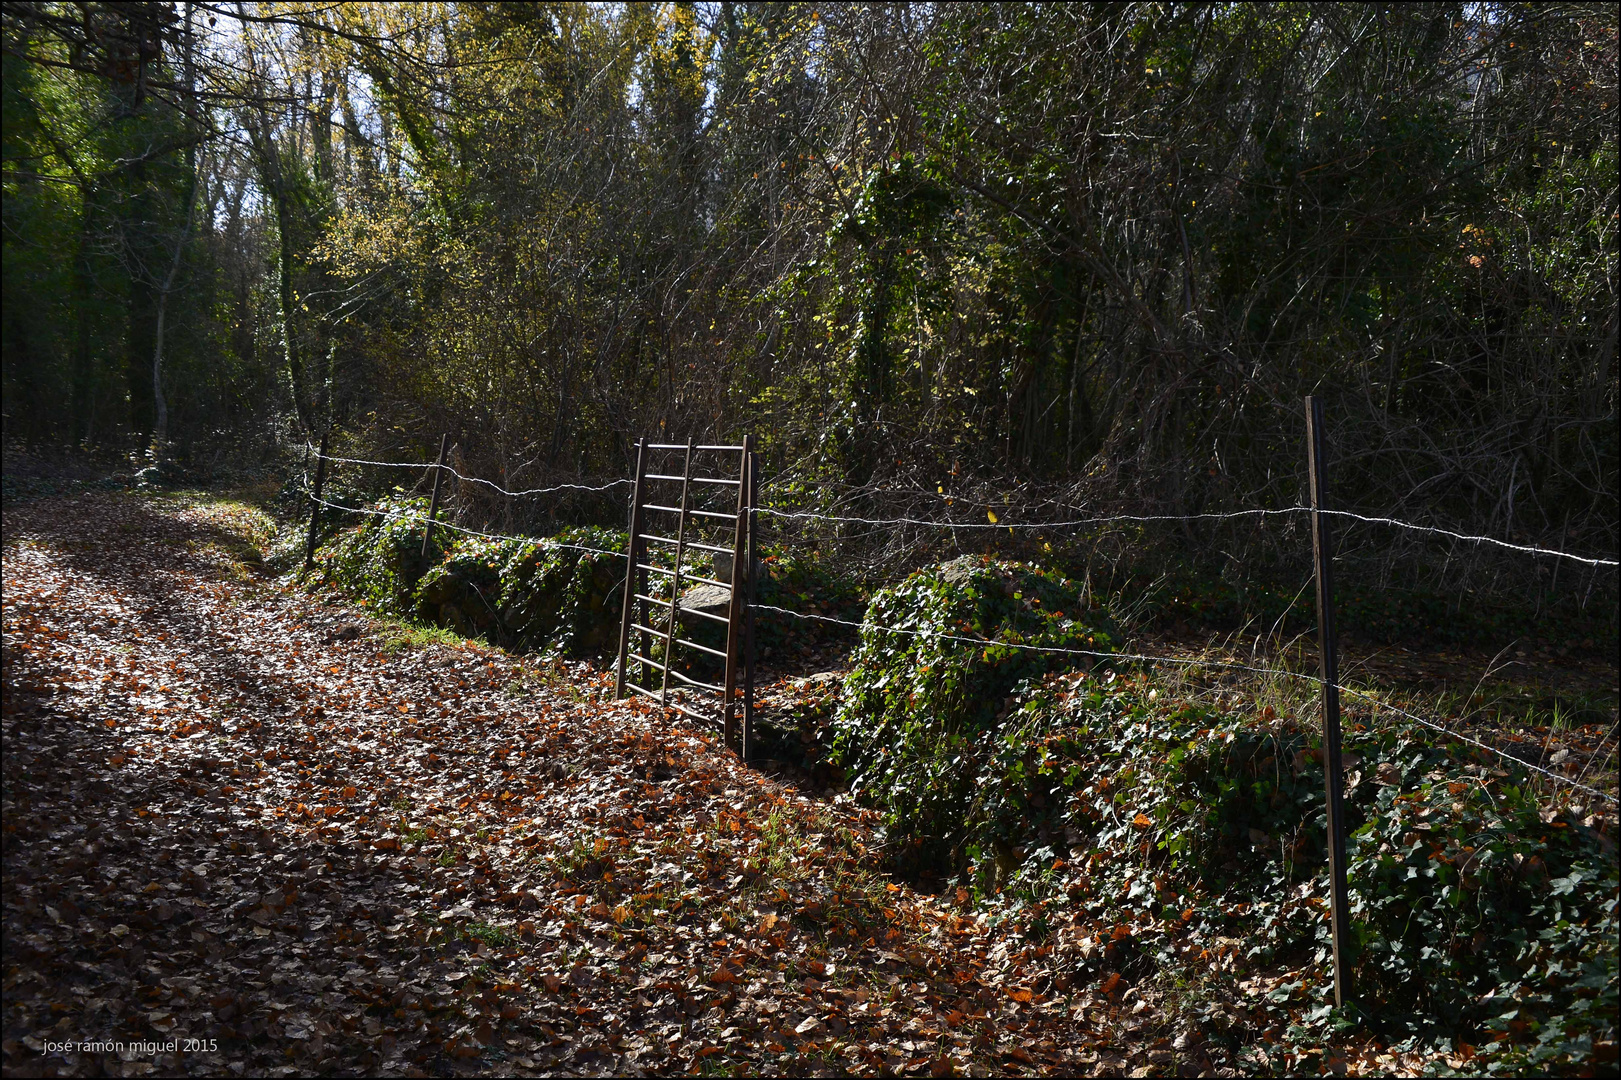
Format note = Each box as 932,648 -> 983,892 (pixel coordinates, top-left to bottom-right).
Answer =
827,556 -> 1115,881
311,500 -> 627,658
968,675 -> 1618,1073
310,496 -> 446,618
414,527 -> 627,657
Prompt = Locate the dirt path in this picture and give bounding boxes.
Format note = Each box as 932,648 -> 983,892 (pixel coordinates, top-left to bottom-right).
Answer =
2,493 -> 1167,1078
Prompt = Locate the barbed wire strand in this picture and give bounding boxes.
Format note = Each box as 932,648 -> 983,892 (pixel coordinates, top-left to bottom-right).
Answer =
752,603 -> 1616,803
313,452 -> 631,498
1335,685 -> 1615,803
1317,510 -> 1617,568
760,505 -> 1617,567
312,451 -> 1616,567
309,496 -> 625,561
752,602 -> 1290,677
757,506 -> 1303,529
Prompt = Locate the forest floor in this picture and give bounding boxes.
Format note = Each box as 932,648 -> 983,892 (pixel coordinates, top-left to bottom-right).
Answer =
1,490 -> 1200,1078
2,489 -> 1615,1078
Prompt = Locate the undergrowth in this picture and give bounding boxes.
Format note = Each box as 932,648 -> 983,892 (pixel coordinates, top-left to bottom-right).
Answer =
1014,678 -> 1617,1074
827,553 -> 1617,1074
827,555 -> 1116,883
307,498 -> 627,659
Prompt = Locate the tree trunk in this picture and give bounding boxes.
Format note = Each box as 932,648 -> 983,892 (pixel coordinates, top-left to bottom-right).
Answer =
71,210 -> 97,445
151,161 -> 201,449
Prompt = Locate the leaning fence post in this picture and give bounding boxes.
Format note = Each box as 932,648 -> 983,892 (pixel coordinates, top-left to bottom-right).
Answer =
420,433 -> 450,563
1306,395 -> 1353,1009
303,427 -> 331,574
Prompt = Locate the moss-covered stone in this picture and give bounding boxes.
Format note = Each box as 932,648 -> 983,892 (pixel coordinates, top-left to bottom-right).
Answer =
494,526 -> 627,657
407,527 -> 628,655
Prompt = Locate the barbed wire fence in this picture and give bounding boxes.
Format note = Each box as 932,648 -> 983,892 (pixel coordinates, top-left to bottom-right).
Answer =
296,429 -> 1617,811
296,419 -> 1616,1013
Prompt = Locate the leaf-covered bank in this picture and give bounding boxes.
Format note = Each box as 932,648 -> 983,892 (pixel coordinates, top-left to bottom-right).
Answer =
825,555 -> 1618,1073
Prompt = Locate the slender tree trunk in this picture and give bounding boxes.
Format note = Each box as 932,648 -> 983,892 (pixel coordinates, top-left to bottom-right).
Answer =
241,19 -> 312,434
71,210 -> 96,445
151,159 -> 202,449
126,166 -> 158,444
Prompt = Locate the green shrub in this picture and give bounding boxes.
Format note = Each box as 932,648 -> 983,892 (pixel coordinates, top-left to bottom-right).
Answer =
409,526 -> 627,656
991,678 -> 1618,1069
311,504 -> 627,658
1344,756 -> 1618,1064
310,496 -> 443,617
494,526 -> 627,657
828,555 -> 1115,879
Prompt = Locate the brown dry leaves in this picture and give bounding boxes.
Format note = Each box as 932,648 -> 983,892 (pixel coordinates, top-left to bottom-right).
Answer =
2,492 -> 1176,1077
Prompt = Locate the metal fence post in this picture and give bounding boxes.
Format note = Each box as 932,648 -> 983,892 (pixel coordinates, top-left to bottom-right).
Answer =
420,433 -> 450,563
742,448 -> 759,761
615,439 -> 649,700
1306,395 -> 1352,1009
723,435 -> 754,754
303,427 -> 331,574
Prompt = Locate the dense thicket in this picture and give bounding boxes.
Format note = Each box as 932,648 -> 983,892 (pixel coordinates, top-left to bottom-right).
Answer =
3,3 -> 1616,591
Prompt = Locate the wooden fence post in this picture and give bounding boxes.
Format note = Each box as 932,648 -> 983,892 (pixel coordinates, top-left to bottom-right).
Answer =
421,434 -> 450,563
303,427 -> 330,574
1306,395 -> 1353,1009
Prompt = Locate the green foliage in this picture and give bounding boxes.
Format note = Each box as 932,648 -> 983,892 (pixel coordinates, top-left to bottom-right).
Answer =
828,556 -> 1115,878
492,526 -> 628,657
1346,766 -> 1617,1067
313,508 -> 628,658
311,497 -> 442,618
950,676 -> 1618,1070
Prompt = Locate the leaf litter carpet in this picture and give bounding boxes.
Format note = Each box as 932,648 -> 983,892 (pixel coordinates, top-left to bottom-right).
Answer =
0,494 -> 1164,1077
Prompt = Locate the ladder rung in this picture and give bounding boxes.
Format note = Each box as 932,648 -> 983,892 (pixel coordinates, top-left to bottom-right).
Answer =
638,564 -> 729,591
677,605 -> 731,626
639,533 -> 679,546
682,541 -> 734,555
631,623 -> 669,640
647,443 -> 744,452
635,592 -> 674,608
676,638 -> 727,659
624,682 -> 721,727
645,473 -> 741,486
668,669 -> 724,692
683,573 -> 732,590
627,654 -> 667,672
643,504 -> 735,521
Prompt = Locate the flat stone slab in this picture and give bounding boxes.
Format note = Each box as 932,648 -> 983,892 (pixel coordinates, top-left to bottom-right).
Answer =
678,583 -> 732,614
